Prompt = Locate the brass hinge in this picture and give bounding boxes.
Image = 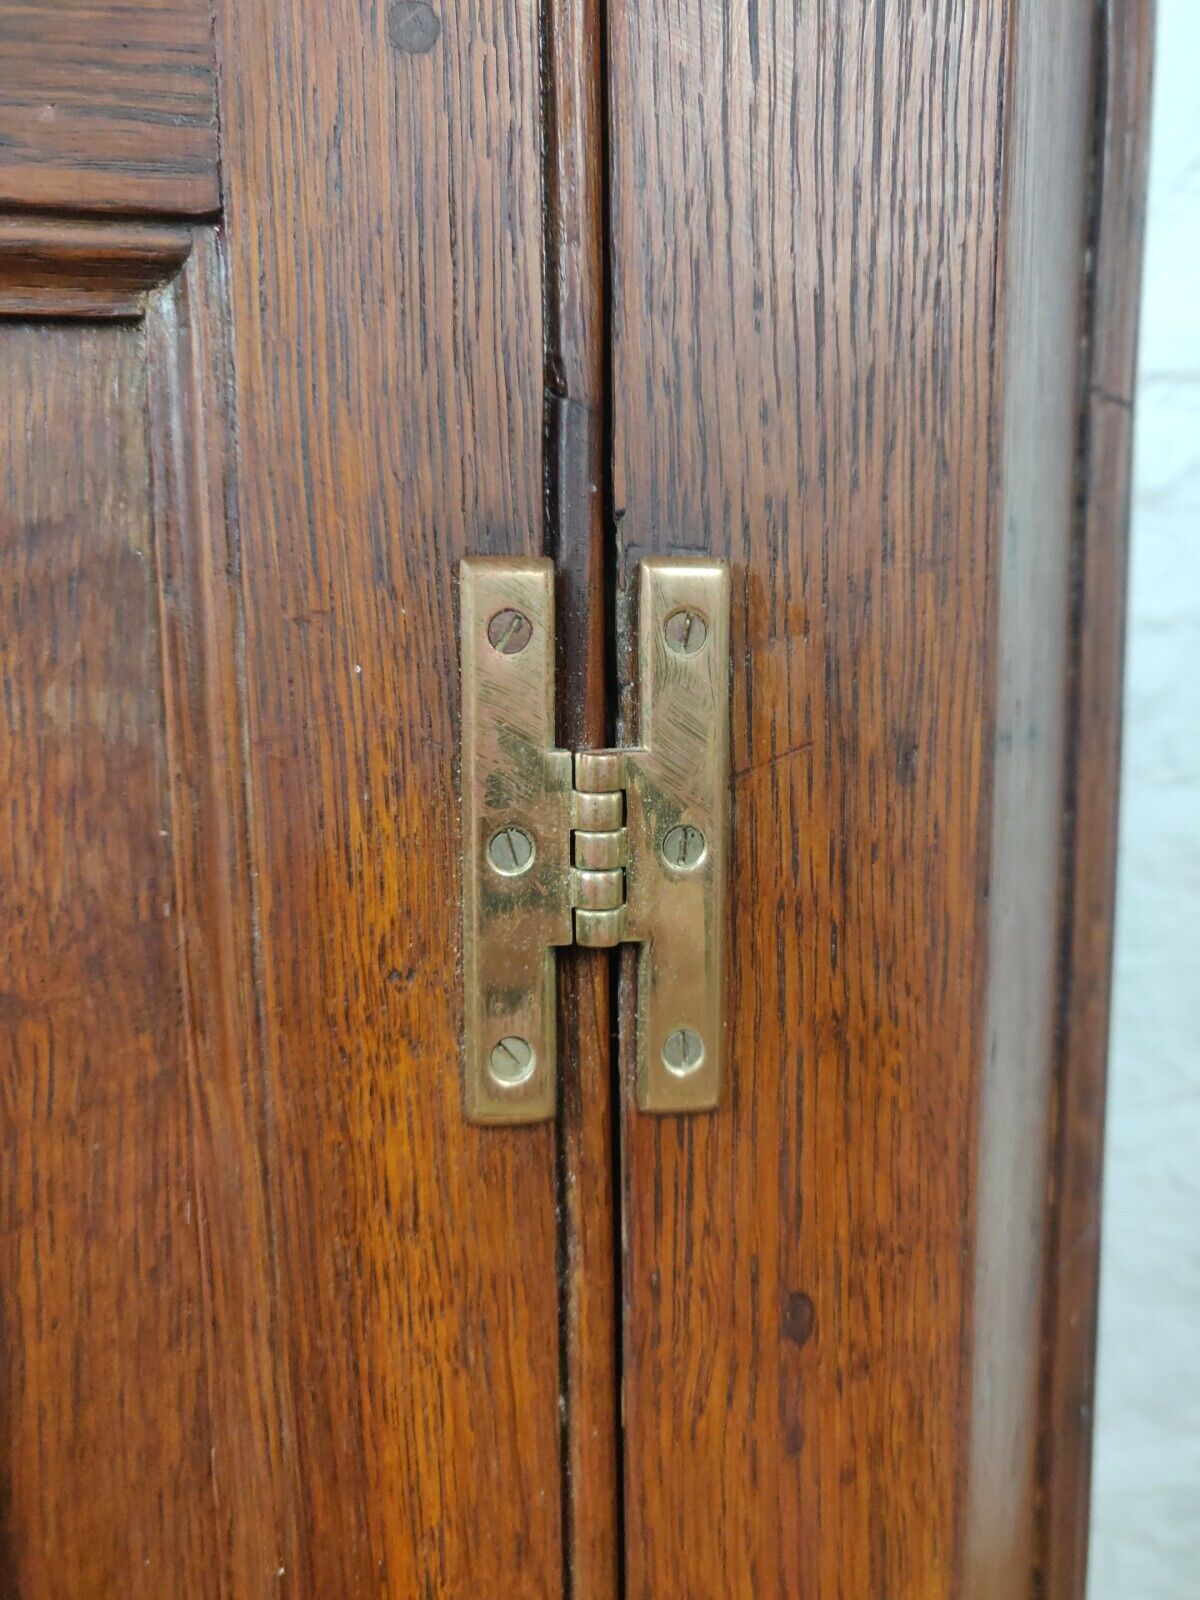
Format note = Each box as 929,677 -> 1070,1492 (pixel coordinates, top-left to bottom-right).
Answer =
461,554 -> 729,1124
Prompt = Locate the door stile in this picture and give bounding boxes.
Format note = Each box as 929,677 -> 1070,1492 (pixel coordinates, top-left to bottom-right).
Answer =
211,0 -> 567,1590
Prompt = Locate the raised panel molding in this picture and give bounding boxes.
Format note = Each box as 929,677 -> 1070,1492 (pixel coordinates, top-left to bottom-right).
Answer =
0,218 -> 193,318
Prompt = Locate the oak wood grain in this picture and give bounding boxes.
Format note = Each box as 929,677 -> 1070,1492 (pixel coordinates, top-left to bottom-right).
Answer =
609,7 -> 1002,1589
1038,5 -> 1156,1595
211,0 -> 564,1590
0,3 -> 218,216
607,2 -> 1103,1593
0,314 -> 218,1596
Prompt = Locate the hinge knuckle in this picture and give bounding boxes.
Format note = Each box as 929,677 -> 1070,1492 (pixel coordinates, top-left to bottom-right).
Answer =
574,907 -> 624,948
572,789 -> 624,830
573,828 -> 627,872
574,750 -> 623,793
571,867 -> 624,911
569,749 -> 628,926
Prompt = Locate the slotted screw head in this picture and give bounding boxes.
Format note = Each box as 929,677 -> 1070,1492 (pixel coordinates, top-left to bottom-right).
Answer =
487,825 -> 535,875
488,1036 -> 535,1086
487,608 -> 533,655
662,823 -> 706,869
662,1027 -> 705,1077
663,607 -> 708,655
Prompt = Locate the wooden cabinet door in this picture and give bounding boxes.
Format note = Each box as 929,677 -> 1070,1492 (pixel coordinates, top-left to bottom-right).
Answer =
604,5 -> 1151,1596
0,3 -> 569,1595
0,2 -> 1149,1597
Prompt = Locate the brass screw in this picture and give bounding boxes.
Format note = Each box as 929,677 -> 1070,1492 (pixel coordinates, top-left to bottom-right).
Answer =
662,1027 -> 704,1076
488,825 -> 535,875
662,824 -> 706,868
488,1036 -> 535,1086
487,608 -> 533,655
663,607 -> 708,655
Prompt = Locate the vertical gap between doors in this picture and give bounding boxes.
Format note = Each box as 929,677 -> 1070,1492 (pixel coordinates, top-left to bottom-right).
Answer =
541,0 -> 625,1594
598,12 -> 624,1600
597,9 -> 626,1600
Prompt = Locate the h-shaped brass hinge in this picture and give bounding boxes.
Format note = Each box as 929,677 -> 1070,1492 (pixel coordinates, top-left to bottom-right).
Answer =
461,555 -> 729,1123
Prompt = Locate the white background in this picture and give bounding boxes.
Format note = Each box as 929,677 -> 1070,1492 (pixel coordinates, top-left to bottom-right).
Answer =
1088,1 -> 1200,1593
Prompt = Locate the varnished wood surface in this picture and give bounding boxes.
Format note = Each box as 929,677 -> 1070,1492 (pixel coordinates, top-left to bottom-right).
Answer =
0,316 -> 217,1594
607,3 -> 1103,1594
0,3 -> 218,216
212,0 -> 563,1591
1039,5 -> 1156,1595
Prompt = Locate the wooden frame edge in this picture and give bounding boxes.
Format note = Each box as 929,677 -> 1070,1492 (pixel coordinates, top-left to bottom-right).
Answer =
1038,4 -> 1157,1595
